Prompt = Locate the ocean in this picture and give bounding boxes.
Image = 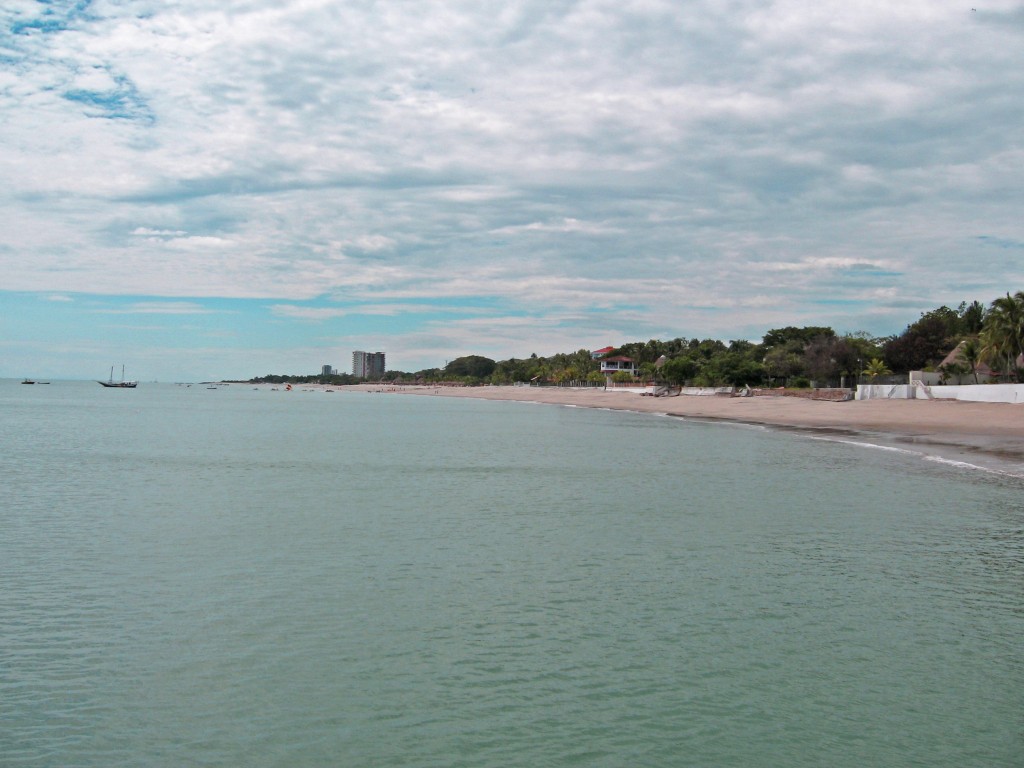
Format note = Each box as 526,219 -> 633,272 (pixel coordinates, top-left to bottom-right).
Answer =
2,380 -> 1022,767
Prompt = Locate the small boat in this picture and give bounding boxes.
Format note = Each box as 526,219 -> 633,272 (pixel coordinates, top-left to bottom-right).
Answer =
98,365 -> 138,388
21,378 -> 35,384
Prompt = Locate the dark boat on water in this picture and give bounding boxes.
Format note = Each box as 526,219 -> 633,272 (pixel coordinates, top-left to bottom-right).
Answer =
98,366 -> 138,388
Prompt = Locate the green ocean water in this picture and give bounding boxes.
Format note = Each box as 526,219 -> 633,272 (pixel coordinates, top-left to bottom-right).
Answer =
2,381 -> 1022,767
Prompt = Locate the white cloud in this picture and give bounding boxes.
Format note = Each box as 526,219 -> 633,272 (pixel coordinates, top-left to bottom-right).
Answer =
491,218 -> 624,235
761,257 -> 893,273
162,235 -> 233,249
345,235 -> 396,253
132,228 -> 188,237
93,301 -> 219,315
269,305 -> 351,321
2,0 -> 1022,376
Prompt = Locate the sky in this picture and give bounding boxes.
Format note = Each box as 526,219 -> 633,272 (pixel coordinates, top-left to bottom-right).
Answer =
2,0 -> 1023,381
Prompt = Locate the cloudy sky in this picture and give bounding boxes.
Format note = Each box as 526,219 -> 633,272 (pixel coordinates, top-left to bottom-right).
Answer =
2,0 -> 1022,380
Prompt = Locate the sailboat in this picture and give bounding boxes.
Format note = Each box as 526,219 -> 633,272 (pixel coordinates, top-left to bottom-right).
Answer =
98,365 -> 138,388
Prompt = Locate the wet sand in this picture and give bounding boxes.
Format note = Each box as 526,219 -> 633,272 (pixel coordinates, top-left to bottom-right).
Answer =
345,384 -> 1024,472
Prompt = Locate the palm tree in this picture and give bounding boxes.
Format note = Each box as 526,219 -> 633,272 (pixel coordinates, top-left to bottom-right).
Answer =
863,358 -> 892,383
981,291 -> 1024,381
958,338 -> 983,384
938,361 -> 968,384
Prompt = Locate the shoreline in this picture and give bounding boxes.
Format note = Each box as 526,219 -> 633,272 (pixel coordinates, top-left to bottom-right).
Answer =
341,384 -> 1024,475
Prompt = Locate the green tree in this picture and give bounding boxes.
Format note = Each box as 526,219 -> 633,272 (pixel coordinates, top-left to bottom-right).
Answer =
490,359 -> 518,383
883,307 -> 963,373
662,356 -> 699,386
688,338 -> 728,360
802,335 -> 859,386
959,301 -> 987,334
980,292 -> 1024,381
762,326 -> 835,348
762,343 -> 804,386
761,327 -> 847,386
444,355 -> 497,380
553,366 -> 581,384
938,361 -> 968,384
957,338 -> 984,384
863,358 -> 892,383
842,331 -> 885,366
701,351 -> 764,387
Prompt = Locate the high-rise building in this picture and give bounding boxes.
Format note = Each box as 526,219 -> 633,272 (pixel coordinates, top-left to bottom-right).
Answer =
322,364 -> 335,376
352,351 -> 386,379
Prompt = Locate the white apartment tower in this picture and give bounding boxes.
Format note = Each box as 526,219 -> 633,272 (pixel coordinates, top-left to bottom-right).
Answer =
352,351 -> 386,379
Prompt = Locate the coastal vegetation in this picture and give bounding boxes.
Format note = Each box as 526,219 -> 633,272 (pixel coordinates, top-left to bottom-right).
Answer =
247,292 -> 1024,388
863,359 -> 893,383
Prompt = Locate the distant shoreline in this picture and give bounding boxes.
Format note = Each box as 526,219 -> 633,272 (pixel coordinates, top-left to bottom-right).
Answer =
341,383 -> 1024,475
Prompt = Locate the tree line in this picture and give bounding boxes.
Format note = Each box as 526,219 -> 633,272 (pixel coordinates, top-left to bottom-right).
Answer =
420,293 -> 1023,387
248,291 -> 1024,388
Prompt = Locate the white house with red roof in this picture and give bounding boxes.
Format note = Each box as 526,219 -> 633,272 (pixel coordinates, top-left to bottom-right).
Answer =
592,346 -> 639,380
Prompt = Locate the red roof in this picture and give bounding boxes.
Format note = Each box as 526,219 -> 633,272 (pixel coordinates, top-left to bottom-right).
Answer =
593,346 -> 615,355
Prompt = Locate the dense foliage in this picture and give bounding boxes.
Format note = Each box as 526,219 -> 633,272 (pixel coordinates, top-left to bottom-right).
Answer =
444,355 -> 497,379
247,293 -> 1024,387
980,292 -> 1024,382
245,372 -> 363,385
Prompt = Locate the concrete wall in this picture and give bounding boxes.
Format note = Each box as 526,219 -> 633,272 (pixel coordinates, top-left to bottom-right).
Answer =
857,382 -> 1024,403
857,385 -> 915,400
679,387 -> 735,396
925,384 -> 1024,403
909,371 -> 943,386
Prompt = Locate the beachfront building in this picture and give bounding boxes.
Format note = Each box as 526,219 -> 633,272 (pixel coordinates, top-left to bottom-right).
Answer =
352,350 -> 386,379
599,355 -> 639,377
592,345 -> 639,385
322,364 -> 336,376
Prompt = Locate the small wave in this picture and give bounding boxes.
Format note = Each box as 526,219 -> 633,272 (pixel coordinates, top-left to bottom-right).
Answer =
721,421 -> 769,432
810,436 -> 917,455
812,435 -> 1024,478
922,454 -> 1024,478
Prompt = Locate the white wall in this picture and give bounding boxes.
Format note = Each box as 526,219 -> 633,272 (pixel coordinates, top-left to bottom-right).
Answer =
926,384 -> 1024,403
857,383 -> 1024,403
857,385 -> 915,400
909,371 -> 943,386
679,387 -> 735,396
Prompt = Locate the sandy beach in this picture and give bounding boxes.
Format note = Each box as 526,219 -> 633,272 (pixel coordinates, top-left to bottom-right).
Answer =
343,384 -> 1024,471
